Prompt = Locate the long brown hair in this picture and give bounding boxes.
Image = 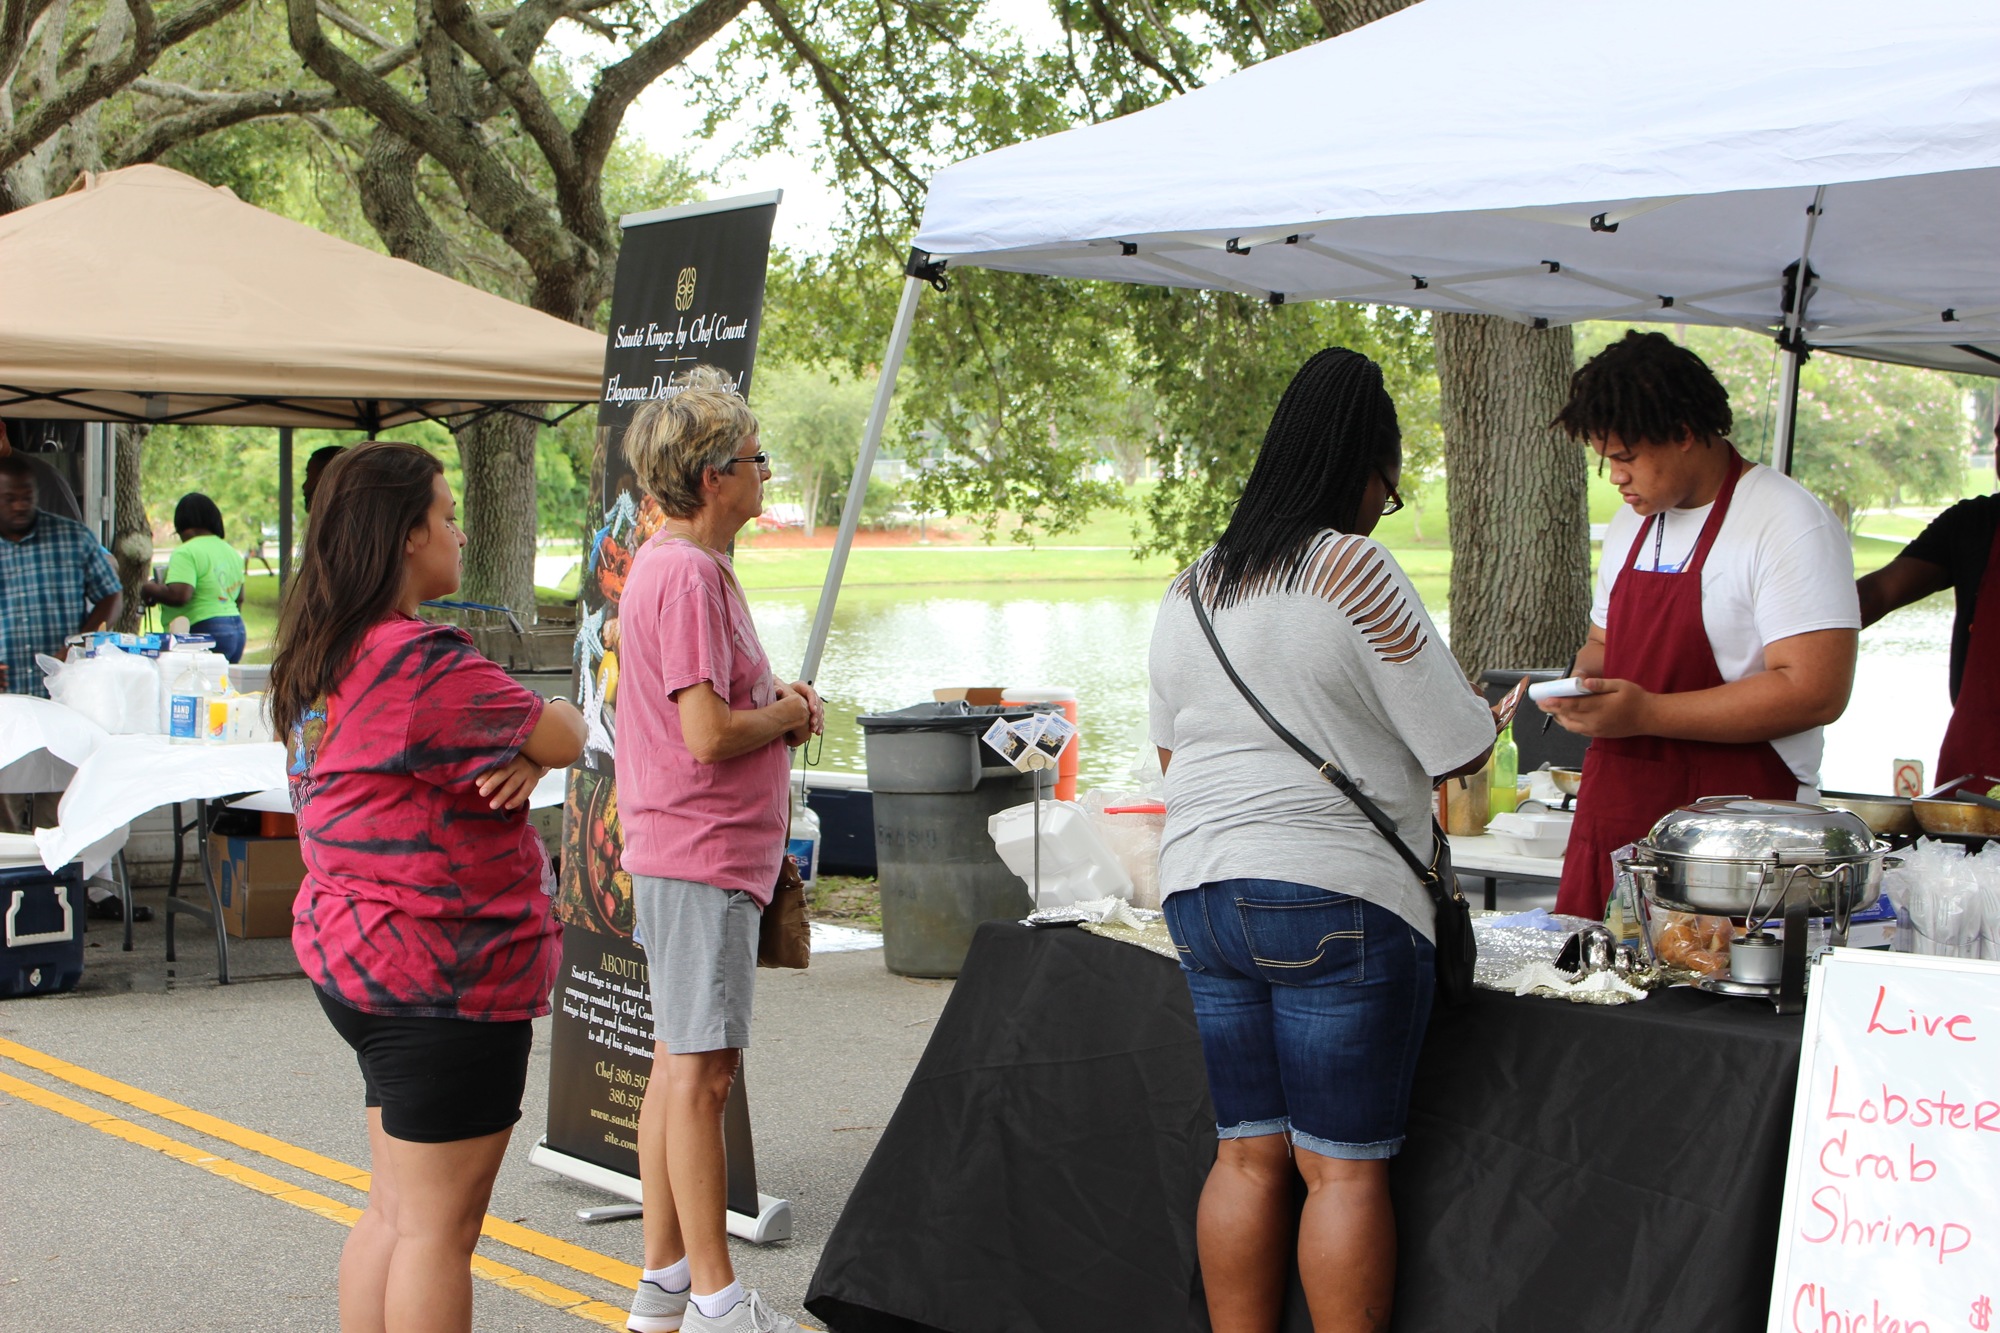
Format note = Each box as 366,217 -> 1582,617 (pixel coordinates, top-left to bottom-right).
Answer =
269,441 -> 443,741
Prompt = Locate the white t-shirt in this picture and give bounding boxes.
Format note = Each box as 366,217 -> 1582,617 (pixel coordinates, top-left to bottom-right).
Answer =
1590,462 -> 1859,789
1148,533 -> 1495,940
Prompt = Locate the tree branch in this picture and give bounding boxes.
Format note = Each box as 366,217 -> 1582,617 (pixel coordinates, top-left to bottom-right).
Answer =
357,124 -> 458,275
155,0 -> 251,47
753,0 -> 922,217
430,0 -> 579,185
314,0 -> 396,50
0,0 -> 63,95
571,0 -> 752,176
1084,0 -> 1185,94
0,0 -> 157,173
118,39 -> 416,164
286,0 -> 592,315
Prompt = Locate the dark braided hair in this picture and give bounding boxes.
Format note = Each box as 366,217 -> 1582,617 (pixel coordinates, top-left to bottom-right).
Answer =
1199,347 -> 1400,608
1553,330 -> 1732,447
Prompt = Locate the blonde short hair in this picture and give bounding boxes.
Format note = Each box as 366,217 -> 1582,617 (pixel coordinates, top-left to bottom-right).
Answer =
623,366 -> 759,517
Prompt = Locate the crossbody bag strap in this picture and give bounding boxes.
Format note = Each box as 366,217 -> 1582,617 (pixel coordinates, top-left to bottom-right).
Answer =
1186,574 -> 1439,892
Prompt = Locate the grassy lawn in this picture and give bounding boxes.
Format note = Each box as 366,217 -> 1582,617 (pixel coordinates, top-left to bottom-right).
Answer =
808,876 -> 881,929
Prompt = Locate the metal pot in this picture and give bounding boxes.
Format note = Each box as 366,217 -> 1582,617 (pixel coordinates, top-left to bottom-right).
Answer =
1625,797 -> 1886,918
1820,790 -> 1919,838
1912,797 -> 2000,838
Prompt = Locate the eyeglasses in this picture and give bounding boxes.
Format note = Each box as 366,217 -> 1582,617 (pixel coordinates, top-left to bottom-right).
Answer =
718,451 -> 771,473
1377,470 -> 1405,516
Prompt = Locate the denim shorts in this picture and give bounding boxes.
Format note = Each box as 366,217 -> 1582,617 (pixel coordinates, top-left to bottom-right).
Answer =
1163,879 -> 1436,1160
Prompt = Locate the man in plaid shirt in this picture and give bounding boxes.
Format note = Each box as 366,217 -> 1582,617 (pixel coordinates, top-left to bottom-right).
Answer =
0,453 -> 122,698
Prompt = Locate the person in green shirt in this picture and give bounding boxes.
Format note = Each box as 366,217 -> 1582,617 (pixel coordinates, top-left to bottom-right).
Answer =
143,493 -> 248,662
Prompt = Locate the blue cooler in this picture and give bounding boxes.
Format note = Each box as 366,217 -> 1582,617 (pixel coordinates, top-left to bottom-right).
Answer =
1,862 -> 86,998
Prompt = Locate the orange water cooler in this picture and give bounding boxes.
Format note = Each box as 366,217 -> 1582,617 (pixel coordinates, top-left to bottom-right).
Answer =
1001,686 -> 1079,801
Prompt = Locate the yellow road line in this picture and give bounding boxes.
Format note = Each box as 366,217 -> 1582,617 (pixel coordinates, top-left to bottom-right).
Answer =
0,1036 -> 641,1293
0,1069 -> 630,1330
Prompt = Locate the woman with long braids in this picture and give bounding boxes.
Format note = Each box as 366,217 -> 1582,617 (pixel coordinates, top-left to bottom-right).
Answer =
271,441 -> 586,1333
1147,348 -> 1497,1333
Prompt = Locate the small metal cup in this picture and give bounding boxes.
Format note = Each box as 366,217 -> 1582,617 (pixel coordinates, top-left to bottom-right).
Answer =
1728,930 -> 1785,986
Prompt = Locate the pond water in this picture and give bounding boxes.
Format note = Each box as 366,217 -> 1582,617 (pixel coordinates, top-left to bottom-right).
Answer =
746,580 -> 1957,798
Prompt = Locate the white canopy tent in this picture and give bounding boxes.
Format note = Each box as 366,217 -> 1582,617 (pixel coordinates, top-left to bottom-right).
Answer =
798,0 -> 2000,679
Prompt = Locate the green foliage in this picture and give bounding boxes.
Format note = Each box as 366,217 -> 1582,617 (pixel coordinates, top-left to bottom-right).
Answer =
140,419 -> 462,557
753,362 -> 880,533
1576,324 -> 1976,528
1130,290 -> 1442,562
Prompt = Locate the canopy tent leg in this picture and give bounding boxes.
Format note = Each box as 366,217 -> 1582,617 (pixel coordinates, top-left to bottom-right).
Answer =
278,426 -> 294,593
1769,186 -> 1826,478
798,275 -> 927,683
1770,347 -> 1802,476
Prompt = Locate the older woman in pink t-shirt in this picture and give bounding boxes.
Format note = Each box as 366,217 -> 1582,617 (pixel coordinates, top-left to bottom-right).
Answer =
613,367 -> 822,1333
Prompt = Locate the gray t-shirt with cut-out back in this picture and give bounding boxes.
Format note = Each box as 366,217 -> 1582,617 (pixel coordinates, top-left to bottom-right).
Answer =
1147,531 -> 1494,941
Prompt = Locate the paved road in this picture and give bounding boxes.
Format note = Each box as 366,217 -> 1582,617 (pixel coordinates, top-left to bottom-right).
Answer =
0,891 -> 950,1331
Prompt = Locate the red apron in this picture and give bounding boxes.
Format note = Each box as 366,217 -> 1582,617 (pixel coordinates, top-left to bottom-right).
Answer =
1555,454 -> 1800,917
1936,520 -> 2000,786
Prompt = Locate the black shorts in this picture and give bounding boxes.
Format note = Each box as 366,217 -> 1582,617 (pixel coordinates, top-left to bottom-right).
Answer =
314,986 -> 532,1143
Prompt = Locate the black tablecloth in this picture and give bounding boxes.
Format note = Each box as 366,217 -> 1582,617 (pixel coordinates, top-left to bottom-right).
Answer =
805,922 -> 1803,1333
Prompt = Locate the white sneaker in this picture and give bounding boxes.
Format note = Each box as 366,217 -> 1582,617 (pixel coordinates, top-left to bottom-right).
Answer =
681,1289 -> 817,1333
627,1276 -> 691,1332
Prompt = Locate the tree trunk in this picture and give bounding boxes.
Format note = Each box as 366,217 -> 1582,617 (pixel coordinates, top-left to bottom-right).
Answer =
457,411 -> 540,613
110,423 -> 153,632
1433,312 -> 1588,678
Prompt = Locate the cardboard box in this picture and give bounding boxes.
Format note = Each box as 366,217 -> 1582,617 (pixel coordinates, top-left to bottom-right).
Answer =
932,687 -> 1008,704
209,833 -> 306,939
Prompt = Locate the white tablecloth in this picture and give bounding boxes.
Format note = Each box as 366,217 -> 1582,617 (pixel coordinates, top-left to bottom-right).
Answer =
5,695 -> 567,876
38,735 -> 288,876
0,695 -> 106,792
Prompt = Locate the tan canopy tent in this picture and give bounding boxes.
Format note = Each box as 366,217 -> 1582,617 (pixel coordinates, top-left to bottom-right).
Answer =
0,164 -> 603,431
0,164 -> 605,586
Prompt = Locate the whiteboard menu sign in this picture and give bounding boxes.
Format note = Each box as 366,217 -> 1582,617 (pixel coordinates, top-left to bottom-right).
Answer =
1769,951 -> 2000,1333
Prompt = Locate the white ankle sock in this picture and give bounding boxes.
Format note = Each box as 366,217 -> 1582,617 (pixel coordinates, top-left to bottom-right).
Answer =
690,1281 -> 743,1319
643,1259 -> 690,1292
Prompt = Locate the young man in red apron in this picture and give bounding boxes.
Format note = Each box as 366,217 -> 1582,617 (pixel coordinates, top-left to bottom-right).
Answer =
1542,332 -> 1861,918
1858,417 -> 2000,785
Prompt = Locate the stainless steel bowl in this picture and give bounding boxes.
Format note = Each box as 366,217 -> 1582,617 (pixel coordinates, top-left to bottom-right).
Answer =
1627,797 -> 1886,918
1820,791 -> 1919,838
1549,767 -> 1583,797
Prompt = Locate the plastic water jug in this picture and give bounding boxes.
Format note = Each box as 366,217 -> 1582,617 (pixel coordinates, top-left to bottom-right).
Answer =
986,799 -> 1133,909
159,648 -> 229,743
788,788 -> 821,889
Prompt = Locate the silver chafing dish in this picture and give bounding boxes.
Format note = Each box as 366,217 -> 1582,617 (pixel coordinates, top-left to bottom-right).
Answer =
1625,797 -> 1892,1012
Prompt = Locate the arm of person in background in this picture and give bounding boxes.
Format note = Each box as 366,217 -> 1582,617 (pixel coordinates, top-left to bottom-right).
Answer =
1857,556 -> 1951,628
81,591 -> 121,635
141,578 -> 194,607
1542,626 -> 1856,742
476,699 -> 588,810
676,681 -> 809,764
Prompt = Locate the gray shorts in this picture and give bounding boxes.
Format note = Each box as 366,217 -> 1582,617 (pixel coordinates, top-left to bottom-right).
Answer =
632,876 -> 759,1054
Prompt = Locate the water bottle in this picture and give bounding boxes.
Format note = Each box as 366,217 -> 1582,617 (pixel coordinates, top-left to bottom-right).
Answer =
788,788 -> 821,890
1489,723 -> 1519,815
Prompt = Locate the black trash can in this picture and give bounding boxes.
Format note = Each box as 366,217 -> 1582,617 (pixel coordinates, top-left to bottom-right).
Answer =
857,702 -> 1042,978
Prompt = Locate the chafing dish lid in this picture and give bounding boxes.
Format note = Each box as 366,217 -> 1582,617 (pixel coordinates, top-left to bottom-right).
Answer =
1643,797 -> 1876,862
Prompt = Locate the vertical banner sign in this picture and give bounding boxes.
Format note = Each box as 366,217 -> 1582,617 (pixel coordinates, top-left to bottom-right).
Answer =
1767,951 -> 2000,1333
541,194 -> 779,1209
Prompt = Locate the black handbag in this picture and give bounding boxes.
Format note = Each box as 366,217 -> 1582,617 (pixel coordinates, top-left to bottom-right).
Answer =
1188,584 -> 1477,1006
